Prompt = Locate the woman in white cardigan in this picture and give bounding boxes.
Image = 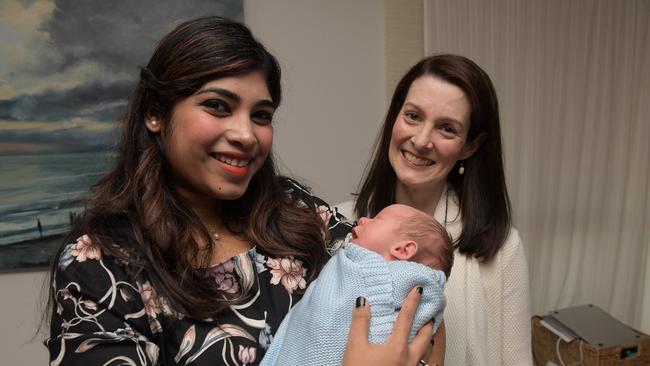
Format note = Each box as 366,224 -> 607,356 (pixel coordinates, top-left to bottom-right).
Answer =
338,54 -> 532,365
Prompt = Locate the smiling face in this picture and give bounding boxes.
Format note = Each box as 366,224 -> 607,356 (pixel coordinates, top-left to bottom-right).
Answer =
146,71 -> 275,207
388,75 -> 476,195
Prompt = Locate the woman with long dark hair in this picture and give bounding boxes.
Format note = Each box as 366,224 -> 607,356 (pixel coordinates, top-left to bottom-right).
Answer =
45,16 -> 433,366
341,54 -> 533,365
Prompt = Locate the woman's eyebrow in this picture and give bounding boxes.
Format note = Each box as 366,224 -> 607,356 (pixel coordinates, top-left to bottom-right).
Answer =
403,101 -> 420,109
404,101 -> 464,124
197,88 -> 274,108
197,88 -> 240,102
256,99 -> 275,108
402,101 -> 425,113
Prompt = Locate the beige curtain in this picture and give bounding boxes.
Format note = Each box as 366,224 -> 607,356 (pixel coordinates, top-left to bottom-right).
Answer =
424,0 -> 650,329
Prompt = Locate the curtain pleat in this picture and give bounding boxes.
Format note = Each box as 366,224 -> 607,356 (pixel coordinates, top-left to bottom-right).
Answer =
425,0 -> 650,328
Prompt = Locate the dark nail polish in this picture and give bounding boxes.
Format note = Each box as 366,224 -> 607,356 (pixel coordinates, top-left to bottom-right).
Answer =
417,286 -> 423,294
430,319 -> 436,345
355,296 -> 366,308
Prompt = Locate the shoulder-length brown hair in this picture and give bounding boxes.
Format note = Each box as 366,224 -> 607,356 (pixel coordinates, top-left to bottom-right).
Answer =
48,16 -> 327,318
355,54 -> 511,261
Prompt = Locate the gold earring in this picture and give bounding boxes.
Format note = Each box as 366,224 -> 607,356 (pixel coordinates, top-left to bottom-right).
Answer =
458,160 -> 465,175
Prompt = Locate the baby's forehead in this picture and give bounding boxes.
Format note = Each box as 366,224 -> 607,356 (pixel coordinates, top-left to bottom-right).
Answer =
380,204 -> 419,218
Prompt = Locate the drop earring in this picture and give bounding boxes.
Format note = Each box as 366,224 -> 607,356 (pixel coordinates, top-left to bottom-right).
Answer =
458,160 -> 465,175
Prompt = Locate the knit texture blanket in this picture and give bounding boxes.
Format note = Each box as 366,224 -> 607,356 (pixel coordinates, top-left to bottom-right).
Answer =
260,243 -> 446,366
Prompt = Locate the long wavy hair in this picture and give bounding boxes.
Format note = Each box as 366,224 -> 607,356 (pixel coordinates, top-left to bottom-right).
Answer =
46,16 -> 328,319
355,54 -> 511,261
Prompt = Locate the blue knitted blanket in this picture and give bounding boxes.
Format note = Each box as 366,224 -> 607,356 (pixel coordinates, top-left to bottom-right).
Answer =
260,243 -> 446,366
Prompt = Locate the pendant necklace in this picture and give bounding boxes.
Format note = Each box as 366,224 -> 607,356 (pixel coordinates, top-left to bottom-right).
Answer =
443,187 -> 449,229
209,228 -> 221,241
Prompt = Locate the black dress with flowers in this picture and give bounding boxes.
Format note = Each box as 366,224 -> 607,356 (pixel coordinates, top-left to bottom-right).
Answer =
46,179 -> 354,366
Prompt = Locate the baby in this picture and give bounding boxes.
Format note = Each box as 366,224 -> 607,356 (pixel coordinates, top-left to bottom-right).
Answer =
260,204 -> 454,366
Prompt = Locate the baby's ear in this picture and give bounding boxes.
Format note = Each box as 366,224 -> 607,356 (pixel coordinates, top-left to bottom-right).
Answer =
390,240 -> 418,260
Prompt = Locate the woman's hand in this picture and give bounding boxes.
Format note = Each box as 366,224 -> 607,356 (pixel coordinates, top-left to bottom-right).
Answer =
428,320 -> 445,365
343,287 -> 434,366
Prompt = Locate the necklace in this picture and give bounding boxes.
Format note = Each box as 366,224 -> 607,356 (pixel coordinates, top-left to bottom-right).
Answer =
209,228 -> 221,241
444,187 -> 449,229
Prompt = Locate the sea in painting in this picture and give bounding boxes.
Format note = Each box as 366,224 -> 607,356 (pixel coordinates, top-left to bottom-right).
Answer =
0,152 -> 114,268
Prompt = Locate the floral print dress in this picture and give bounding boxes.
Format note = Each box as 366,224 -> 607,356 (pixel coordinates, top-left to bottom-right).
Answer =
46,180 -> 353,366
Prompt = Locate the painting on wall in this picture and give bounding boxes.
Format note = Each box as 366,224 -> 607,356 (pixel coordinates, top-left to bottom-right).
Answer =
0,0 -> 243,270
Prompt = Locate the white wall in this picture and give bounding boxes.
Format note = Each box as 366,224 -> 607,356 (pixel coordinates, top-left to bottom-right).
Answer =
0,1 -> 387,365
0,270 -> 49,364
245,0 -> 386,204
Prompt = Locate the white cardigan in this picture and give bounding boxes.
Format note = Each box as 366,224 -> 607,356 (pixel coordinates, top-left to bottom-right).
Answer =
336,189 -> 533,366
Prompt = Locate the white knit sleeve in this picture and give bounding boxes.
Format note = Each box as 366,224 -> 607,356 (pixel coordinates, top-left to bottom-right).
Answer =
501,229 -> 534,365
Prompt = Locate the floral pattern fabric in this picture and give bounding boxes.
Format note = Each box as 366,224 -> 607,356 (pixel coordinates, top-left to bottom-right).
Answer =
46,179 -> 354,365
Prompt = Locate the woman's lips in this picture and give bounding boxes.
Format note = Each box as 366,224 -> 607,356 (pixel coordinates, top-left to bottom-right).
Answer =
211,152 -> 254,177
401,150 -> 435,166
214,153 -> 251,167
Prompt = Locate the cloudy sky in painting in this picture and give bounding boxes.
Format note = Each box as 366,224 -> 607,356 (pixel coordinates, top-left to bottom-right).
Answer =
0,0 -> 242,155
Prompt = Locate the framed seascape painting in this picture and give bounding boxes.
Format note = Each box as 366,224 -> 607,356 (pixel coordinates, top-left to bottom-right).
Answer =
0,0 -> 243,270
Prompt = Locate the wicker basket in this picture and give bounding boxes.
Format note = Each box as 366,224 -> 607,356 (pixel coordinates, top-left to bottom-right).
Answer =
532,316 -> 650,365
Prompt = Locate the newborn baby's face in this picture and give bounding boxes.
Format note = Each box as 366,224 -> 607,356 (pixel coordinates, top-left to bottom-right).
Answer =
351,204 -> 411,256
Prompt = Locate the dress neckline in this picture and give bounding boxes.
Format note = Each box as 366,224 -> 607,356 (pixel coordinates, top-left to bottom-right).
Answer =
206,245 -> 258,269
